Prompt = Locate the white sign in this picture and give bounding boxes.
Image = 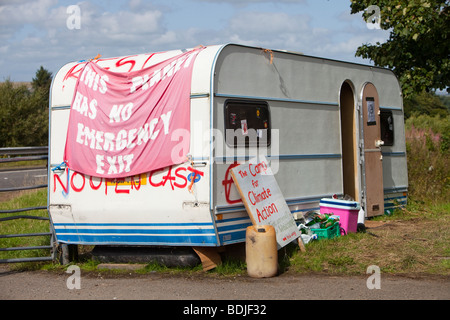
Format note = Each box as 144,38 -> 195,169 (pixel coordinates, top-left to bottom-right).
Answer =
230,156 -> 300,249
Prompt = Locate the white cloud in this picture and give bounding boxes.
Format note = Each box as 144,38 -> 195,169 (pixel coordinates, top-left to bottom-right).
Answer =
97,10 -> 162,35
0,0 -> 57,26
196,0 -> 306,4
311,8 -> 390,61
229,12 -> 309,36
0,0 -> 390,81
0,0 -> 172,80
221,10 -> 332,54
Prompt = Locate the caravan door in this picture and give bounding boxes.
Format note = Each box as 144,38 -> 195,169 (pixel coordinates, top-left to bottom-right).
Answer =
361,83 -> 384,217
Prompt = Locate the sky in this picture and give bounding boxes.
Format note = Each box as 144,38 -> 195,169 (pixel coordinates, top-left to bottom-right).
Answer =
0,0 -> 391,82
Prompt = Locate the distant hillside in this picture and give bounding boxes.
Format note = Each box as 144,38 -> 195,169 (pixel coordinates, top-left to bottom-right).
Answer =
0,81 -> 33,90
403,91 -> 449,119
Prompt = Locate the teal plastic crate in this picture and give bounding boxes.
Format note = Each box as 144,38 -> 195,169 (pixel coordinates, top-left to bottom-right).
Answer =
311,222 -> 340,240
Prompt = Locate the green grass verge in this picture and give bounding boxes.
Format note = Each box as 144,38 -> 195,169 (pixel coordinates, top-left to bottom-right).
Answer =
1,190 -> 449,277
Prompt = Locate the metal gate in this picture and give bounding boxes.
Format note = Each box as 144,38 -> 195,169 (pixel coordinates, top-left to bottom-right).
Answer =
0,147 -> 55,264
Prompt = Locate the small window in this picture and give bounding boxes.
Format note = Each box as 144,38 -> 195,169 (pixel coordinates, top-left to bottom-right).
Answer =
366,97 -> 376,126
380,110 -> 394,146
224,100 -> 271,147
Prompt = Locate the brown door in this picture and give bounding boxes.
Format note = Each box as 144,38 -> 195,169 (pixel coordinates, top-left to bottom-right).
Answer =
340,81 -> 358,201
362,83 -> 384,217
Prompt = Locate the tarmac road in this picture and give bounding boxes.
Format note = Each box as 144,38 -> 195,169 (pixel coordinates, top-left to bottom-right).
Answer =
0,167 -> 47,201
1,265 -> 448,301
0,167 -> 47,189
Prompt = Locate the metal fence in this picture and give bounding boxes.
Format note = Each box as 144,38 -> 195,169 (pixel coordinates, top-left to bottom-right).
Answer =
0,146 -> 55,263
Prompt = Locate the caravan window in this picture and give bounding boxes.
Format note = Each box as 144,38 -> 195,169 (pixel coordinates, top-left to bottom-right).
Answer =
224,100 -> 271,147
380,110 -> 394,146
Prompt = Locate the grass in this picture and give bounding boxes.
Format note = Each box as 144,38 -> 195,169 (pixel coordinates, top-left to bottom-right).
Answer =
2,188 -> 448,277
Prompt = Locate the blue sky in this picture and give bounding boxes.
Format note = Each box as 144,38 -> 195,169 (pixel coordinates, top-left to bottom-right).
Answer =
0,0 -> 390,81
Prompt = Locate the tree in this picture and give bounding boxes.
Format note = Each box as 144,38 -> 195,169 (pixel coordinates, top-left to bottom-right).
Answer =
32,66 -> 52,113
32,66 -> 52,93
0,66 -> 52,147
350,0 -> 449,97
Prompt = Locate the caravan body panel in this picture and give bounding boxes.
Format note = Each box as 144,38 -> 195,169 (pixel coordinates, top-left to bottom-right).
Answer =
49,46 -> 222,246
210,45 -> 407,245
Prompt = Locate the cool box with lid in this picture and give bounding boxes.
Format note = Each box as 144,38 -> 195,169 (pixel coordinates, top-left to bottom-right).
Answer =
319,198 -> 361,235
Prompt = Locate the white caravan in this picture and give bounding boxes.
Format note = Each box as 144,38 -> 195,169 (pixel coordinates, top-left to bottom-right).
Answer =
48,44 -> 408,249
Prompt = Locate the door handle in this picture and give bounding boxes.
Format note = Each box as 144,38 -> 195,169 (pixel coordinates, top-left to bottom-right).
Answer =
375,140 -> 384,148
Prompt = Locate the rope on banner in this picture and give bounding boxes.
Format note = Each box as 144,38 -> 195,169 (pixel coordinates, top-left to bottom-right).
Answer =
262,48 -> 274,64
90,54 -> 102,61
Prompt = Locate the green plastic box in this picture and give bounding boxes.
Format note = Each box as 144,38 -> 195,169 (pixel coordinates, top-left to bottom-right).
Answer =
311,222 -> 340,240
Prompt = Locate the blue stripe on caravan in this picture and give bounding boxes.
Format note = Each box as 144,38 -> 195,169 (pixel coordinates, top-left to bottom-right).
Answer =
216,222 -> 251,233
219,230 -> 247,245
216,194 -> 328,215
383,191 -> 408,214
382,152 -> 406,157
384,186 -> 408,193
216,217 -> 251,231
385,201 -> 407,207
384,195 -> 407,201
53,222 -> 214,227
216,205 -> 246,214
291,207 -> 320,214
215,154 -> 341,163
51,105 -> 71,110
56,234 -> 218,246
216,216 -> 251,245
54,228 -> 216,235
214,93 -> 339,106
380,106 -> 403,111
53,222 -> 218,246
385,202 -> 406,209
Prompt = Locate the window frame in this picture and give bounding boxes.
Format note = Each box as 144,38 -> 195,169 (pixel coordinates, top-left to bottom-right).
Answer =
223,99 -> 271,148
380,109 -> 394,146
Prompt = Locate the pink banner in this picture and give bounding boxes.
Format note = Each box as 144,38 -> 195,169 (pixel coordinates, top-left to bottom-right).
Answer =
64,48 -> 203,178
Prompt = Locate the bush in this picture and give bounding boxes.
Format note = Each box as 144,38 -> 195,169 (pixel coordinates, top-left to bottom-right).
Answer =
405,114 -> 450,204
0,66 -> 51,148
